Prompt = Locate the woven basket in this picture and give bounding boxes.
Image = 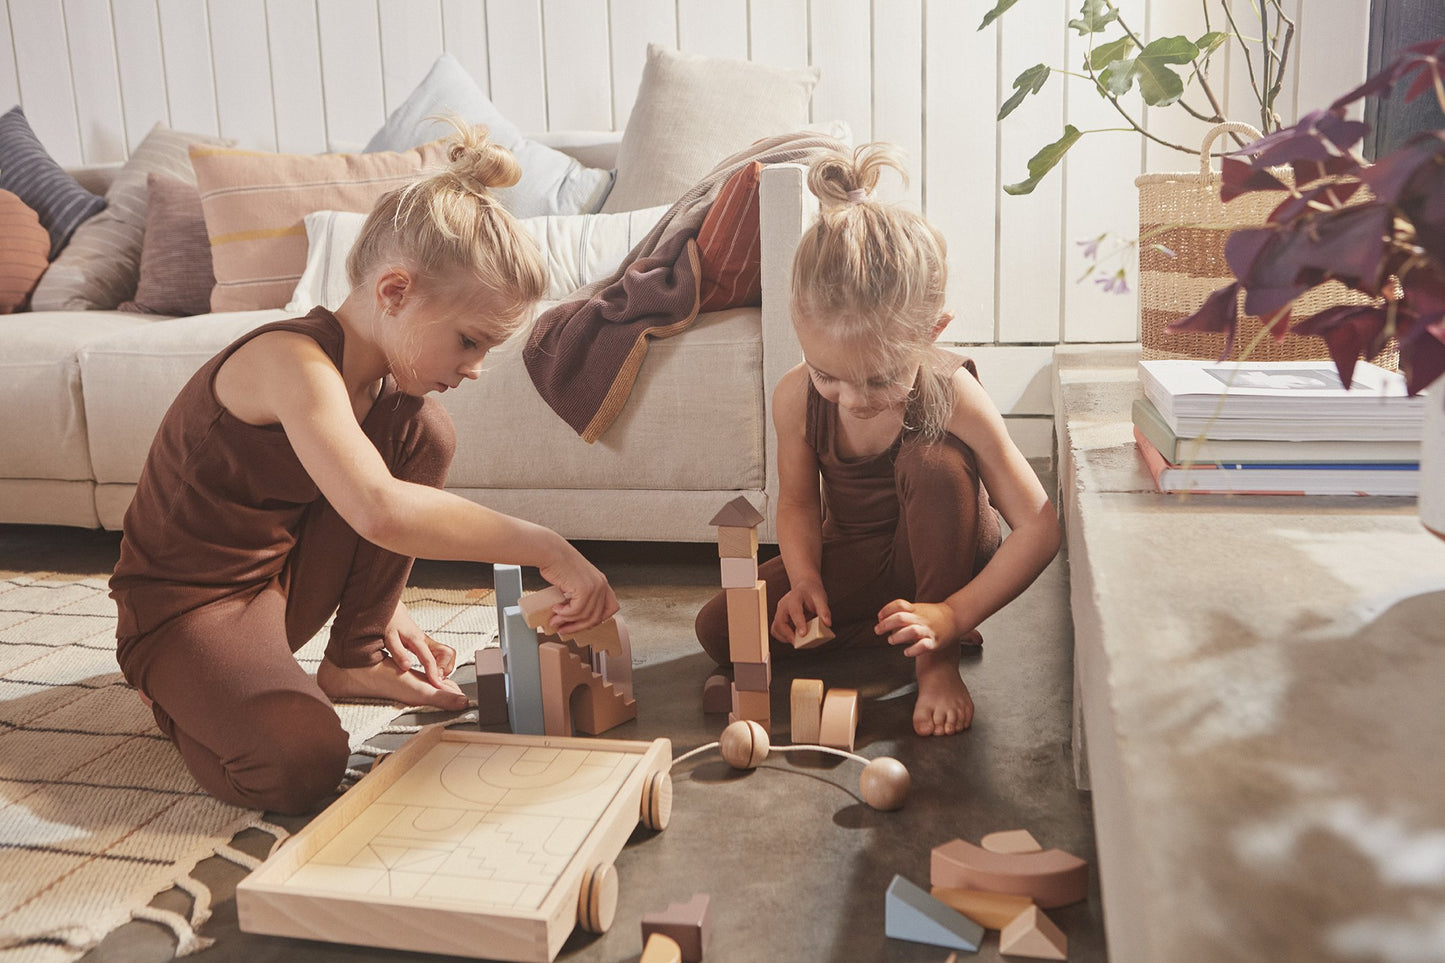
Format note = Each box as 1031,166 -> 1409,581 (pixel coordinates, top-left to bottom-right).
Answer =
1136,122 -> 1395,367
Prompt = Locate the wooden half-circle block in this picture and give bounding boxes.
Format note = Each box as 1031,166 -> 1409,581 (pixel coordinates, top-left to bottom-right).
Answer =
999,904 -> 1068,959
577,862 -> 618,933
929,887 -> 1034,931
641,771 -> 673,831
702,671 -> 732,713
930,839 -> 1087,909
982,829 -> 1043,855
640,932 -> 682,963
818,688 -> 859,751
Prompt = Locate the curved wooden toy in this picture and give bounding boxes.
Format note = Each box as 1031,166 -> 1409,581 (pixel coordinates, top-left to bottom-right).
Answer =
930,838 -> 1087,909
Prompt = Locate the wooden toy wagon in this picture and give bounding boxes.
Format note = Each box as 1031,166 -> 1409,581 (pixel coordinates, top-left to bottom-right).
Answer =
237,729 -> 673,962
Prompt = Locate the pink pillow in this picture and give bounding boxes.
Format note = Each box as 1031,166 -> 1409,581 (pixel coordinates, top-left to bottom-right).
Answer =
189,142 -> 450,312
120,173 -> 214,317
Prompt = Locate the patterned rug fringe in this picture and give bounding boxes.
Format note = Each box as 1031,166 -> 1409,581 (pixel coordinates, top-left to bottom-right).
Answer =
130,906 -> 214,957
172,875 -> 213,928
214,844 -> 262,872
255,819 -> 291,855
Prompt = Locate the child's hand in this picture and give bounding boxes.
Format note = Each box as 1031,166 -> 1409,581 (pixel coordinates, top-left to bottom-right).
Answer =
772,581 -> 831,643
383,601 -> 456,689
876,599 -> 963,658
537,551 -> 619,636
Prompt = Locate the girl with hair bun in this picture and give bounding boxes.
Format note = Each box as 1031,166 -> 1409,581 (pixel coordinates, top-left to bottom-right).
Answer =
111,123 -> 617,814
696,143 -> 1061,737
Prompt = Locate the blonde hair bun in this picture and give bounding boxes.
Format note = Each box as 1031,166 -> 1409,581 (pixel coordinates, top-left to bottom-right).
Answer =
439,119 -> 523,194
806,142 -> 909,208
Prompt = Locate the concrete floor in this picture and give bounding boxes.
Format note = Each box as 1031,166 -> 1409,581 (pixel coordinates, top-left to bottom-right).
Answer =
2,495 -> 1105,963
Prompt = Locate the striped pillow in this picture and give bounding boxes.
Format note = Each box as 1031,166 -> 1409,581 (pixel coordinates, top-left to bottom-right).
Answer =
696,161 -> 762,312
31,124 -> 232,311
0,106 -> 106,259
0,190 -> 50,313
189,141 -> 450,312
119,174 -> 214,317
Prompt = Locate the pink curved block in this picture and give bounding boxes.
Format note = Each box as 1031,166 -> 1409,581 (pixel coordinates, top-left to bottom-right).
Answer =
929,839 -> 1087,909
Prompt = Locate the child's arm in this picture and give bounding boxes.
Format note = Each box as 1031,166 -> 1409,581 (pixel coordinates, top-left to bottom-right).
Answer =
877,366 -> 1062,656
217,332 -> 616,633
770,365 -> 832,641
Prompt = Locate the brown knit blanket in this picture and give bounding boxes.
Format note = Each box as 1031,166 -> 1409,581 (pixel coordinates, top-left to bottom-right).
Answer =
523,130 -> 848,443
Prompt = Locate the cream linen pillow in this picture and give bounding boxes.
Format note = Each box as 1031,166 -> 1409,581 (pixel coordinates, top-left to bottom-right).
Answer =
285,204 -> 671,313
31,124 -> 233,311
190,141 -> 450,312
602,44 -> 820,213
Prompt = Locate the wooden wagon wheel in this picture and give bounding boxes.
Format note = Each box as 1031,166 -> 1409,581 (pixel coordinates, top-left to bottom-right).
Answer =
577,862 -> 618,934
640,771 -> 673,831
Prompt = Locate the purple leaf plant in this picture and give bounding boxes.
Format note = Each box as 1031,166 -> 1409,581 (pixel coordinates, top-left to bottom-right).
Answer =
1169,37 -> 1445,395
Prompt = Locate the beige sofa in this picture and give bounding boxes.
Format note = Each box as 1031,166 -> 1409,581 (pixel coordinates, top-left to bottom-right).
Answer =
0,138 -> 815,543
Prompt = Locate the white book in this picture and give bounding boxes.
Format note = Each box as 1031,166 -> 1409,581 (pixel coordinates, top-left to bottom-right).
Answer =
1138,359 -> 1425,441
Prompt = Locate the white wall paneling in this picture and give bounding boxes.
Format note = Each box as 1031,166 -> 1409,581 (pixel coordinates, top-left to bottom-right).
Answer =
209,0 -> 276,152
265,0 -> 327,154
0,0 -> 1378,400
542,0 -> 613,130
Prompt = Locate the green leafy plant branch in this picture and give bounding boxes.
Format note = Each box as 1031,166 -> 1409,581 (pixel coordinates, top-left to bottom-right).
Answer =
987,0 -> 1295,195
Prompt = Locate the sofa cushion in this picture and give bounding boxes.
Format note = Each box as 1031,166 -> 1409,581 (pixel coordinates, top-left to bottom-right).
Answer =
189,143 -> 450,312
119,173 -> 215,316
602,45 -> 819,213
0,107 -> 107,258
0,311 -> 154,483
31,124 -> 232,311
78,310 -> 291,484
285,204 -> 670,312
365,53 -> 614,218
441,306 -> 764,492
0,190 -> 50,312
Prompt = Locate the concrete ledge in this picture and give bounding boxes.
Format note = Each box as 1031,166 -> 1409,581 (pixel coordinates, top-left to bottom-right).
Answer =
1054,345 -> 1445,962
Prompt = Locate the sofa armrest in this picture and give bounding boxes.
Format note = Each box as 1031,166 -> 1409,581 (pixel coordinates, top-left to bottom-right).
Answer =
758,162 -> 816,542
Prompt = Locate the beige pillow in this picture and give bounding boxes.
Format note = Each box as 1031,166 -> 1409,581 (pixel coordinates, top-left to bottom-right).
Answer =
30,124 -> 232,310
602,44 -> 820,213
190,141 -> 450,312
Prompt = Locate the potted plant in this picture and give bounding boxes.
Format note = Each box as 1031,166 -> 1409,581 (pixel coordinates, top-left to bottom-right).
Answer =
1168,37 -> 1445,538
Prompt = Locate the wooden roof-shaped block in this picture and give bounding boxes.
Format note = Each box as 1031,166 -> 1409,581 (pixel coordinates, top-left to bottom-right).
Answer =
709,495 -> 765,529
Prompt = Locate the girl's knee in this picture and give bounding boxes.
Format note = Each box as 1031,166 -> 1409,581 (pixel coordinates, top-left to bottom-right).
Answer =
224,694 -> 349,814
694,591 -> 732,665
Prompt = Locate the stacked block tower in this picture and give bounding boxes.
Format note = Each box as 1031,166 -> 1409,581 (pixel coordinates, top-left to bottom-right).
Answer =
710,496 -> 770,733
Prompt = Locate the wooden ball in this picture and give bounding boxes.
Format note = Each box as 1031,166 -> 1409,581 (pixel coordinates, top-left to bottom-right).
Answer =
859,756 -> 910,811
718,719 -> 769,769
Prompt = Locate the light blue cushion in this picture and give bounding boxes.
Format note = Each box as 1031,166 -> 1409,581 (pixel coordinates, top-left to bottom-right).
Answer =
0,106 -> 106,258
365,54 -> 614,218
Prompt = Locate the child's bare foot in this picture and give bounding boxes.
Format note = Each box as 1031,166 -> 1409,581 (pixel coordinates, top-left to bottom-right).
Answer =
913,644 -> 974,736
317,655 -> 469,711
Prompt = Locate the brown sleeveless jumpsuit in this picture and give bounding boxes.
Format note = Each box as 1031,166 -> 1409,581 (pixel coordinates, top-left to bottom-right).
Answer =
695,349 -> 1002,662
110,307 -> 455,814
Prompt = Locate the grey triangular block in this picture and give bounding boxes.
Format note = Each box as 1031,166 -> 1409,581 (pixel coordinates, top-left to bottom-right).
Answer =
885,875 -> 983,951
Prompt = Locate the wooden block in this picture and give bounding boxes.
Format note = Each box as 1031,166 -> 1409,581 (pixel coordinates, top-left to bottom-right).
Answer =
640,893 -> 711,963
561,616 -> 624,657
983,829 -> 1044,855
702,671 -> 732,713
708,495 -> 765,529
473,647 -> 509,727
501,605 -> 544,735
719,555 -> 759,588
591,614 -> 633,700
818,688 -> 859,751
716,525 -> 759,559
884,875 -> 983,951
539,641 -> 637,737
493,564 -> 523,649
929,887 -> 1035,931
725,582 -> 768,663
518,586 -> 567,631
733,656 -> 771,692
731,683 -> 771,721
790,678 -> 824,745
793,615 -> 835,649
725,711 -> 768,734
640,932 -> 682,963
999,904 -> 1068,959
930,839 -> 1087,909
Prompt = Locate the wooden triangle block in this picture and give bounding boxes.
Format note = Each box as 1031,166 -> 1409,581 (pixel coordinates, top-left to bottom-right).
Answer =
929,886 -> 1034,930
884,875 -> 983,951
708,495 -> 765,528
999,904 -> 1067,959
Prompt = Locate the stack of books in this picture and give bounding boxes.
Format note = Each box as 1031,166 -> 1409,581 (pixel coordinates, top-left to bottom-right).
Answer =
1133,359 -> 1425,495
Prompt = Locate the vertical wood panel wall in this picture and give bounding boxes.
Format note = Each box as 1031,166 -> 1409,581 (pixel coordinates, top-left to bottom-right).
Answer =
0,0 -> 1371,353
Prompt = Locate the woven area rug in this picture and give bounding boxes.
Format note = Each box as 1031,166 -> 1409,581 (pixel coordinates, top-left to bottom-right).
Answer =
0,574 -> 496,963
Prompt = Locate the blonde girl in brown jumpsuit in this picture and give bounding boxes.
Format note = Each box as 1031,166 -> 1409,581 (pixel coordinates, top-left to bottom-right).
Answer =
696,143 -> 1062,738
111,126 -> 618,814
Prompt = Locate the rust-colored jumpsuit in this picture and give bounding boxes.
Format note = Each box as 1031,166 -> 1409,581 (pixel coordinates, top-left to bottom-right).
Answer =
695,350 -> 1002,662
111,308 -> 455,814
